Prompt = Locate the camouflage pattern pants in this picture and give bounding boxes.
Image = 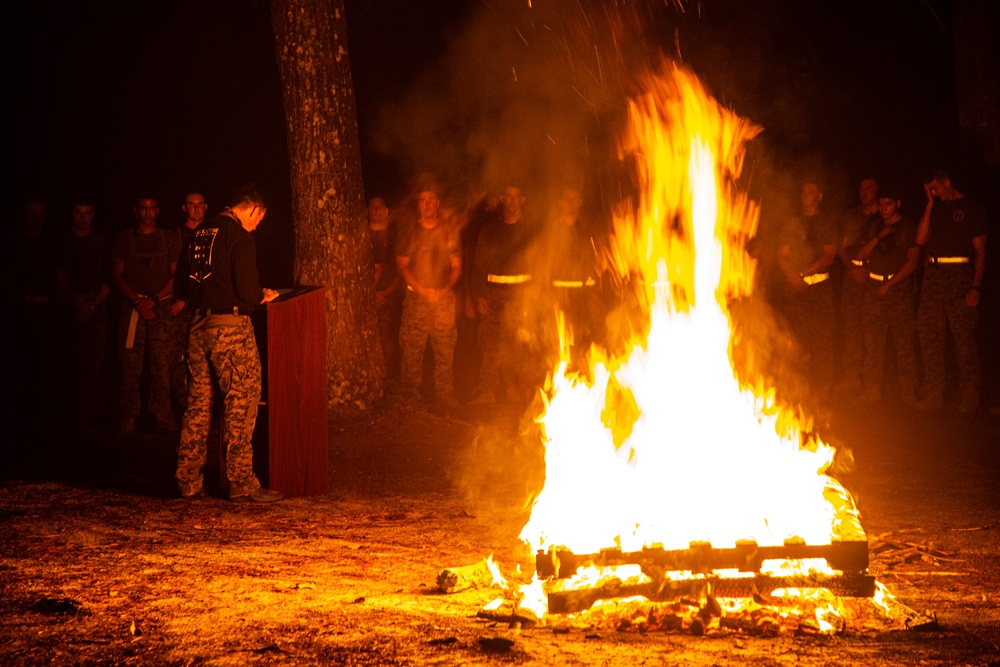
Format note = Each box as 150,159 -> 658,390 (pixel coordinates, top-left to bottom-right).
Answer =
169,304 -> 191,413
117,301 -> 174,424
399,290 -> 456,401
918,266 -> 980,400
63,301 -> 108,429
839,274 -> 866,389
176,314 -> 262,498
377,292 -> 403,382
478,288 -> 543,404
862,279 -> 918,400
786,280 -> 836,397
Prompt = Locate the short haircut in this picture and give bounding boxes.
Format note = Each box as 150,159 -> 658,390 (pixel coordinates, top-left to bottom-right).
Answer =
70,194 -> 96,208
412,172 -> 443,198
230,183 -> 266,209
927,168 -> 951,183
878,185 -> 903,202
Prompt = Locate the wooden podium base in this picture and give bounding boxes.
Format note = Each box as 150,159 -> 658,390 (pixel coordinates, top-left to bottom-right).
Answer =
217,286 -> 328,498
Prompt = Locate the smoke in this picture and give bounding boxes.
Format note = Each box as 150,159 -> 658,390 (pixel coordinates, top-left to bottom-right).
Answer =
369,2 -> 855,473
368,0 -> 668,208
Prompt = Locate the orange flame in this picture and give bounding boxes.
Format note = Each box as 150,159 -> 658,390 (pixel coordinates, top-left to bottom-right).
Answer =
520,61 -> 856,564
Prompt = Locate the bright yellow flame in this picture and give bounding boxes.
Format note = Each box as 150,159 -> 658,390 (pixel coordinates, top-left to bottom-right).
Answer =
520,60 -> 856,561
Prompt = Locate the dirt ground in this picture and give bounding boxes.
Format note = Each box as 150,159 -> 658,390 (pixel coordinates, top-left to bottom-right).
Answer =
1,396 -> 999,666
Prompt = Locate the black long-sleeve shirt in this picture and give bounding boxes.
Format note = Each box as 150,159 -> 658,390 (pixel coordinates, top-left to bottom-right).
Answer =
175,213 -> 262,314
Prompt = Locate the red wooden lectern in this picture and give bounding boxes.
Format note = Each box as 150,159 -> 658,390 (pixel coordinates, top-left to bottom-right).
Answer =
218,285 -> 329,497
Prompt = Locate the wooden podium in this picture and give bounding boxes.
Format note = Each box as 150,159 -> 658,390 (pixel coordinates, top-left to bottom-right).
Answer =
217,285 -> 328,497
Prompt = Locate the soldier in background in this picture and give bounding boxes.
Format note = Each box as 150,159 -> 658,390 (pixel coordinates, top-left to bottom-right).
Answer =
3,197 -> 59,453
368,196 -> 403,384
54,195 -> 111,440
395,180 -> 463,411
168,191 -> 209,419
110,194 -> 181,438
835,176 -> 881,397
915,168 -> 988,413
851,186 -> 920,406
174,183 -> 282,502
539,184 -> 601,375
471,185 -> 542,406
777,180 -> 839,403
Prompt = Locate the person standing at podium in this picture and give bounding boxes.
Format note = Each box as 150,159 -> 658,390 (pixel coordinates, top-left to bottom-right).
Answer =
174,183 -> 283,503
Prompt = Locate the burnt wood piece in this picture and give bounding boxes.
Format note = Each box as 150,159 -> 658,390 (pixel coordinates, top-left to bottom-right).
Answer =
536,538 -> 869,579
437,560 -> 498,593
546,573 -> 877,614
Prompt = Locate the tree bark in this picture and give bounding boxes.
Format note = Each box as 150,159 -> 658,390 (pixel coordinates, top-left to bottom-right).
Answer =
270,0 -> 383,417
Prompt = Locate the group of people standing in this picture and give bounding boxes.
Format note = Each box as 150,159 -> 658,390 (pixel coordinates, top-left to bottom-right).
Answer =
6,185 -> 283,503
767,169 -> 989,413
369,178 -> 601,414
371,167 -> 993,418
5,165 -> 991,497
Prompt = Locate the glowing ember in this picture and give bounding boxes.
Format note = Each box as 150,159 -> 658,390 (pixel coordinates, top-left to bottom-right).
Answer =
503,60 -> 876,629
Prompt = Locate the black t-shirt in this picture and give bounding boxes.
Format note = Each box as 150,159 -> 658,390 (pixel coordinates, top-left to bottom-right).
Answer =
924,197 -> 989,258
55,230 -> 106,295
780,212 -> 838,273
862,216 -> 918,276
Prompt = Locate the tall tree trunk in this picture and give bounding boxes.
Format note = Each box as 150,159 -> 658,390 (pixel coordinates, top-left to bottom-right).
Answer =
270,0 -> 383,417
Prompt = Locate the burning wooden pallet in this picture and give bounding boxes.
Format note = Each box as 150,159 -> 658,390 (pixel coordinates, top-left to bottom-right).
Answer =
535,537 -> 875,614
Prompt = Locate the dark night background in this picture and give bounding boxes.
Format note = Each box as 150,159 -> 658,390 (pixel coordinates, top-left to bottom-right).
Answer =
3,0 -> 994,397
1,1 -> 973,278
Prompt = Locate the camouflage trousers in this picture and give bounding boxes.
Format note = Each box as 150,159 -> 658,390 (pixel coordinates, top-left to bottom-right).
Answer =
117,301 -> 174,424
861,279 -> 918,400
838,273 -> 866,389
918,265 -> 980,400
63,301 -> 108,429
176,314 -> 262,498
377,292 -> 403,382
169,305 -> 192,413
786,280 -> 836,397
399,289 -> 456,401
478,289 -> 544,404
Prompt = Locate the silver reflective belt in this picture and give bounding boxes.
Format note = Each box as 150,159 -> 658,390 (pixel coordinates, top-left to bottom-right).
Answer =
868,272 -> 894,282
929,256 -> 969,265
851,259 -> 865,267
552,278 -> 596,288
487,273 -> 531,285
801,272 -> 829,286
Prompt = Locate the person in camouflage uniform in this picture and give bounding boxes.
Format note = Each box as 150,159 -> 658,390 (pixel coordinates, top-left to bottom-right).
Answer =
110,195 -> 181,438
915,169 -> 988,413
777,181 -> 839,403
369,196 -> 404,383
395,181 -> 462,409
54,196 -> 111,439
539,185 -> 601,375
851,187 -> 921,405
167,191 -> 209,417
472,185 -> 543,406
835,177 -> 881,396
174,183 -> 282,503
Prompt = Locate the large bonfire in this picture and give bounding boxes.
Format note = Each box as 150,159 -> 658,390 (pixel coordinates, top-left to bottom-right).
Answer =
484,60 -> 895,635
